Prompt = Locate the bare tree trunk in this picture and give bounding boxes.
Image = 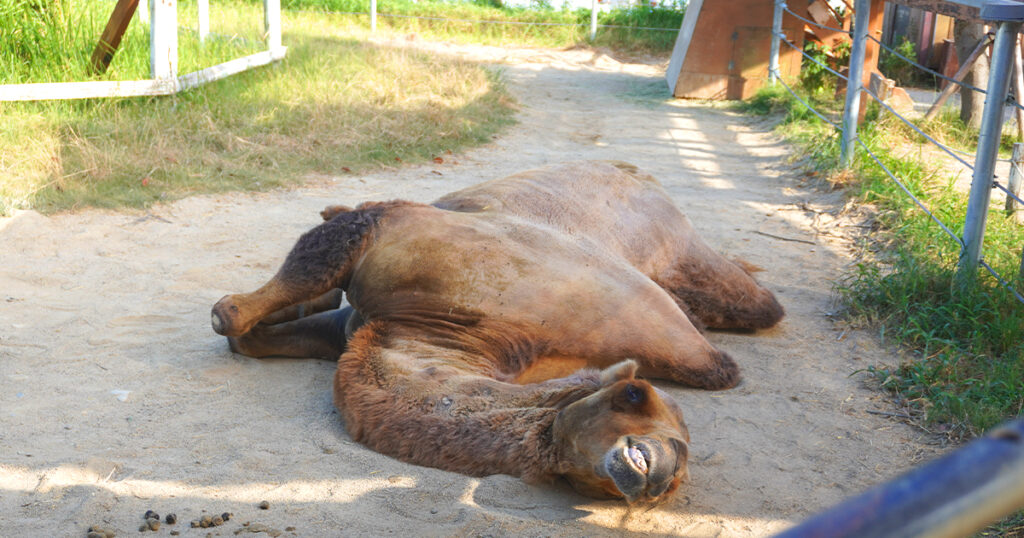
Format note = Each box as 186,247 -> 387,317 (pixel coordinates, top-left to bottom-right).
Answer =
954,19 -> 990,129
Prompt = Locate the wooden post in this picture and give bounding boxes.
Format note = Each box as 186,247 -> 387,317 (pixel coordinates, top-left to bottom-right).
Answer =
1008,143 -> 1024,224
858,0 -> 885,121
149,0 -> 177,81
90,0 -> 140,74
924,35 -> 993,121
264,0 -> 281,51
198,0 -> 209,42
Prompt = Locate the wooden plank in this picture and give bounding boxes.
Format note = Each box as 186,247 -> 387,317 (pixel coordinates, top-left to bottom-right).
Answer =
924,34 -> 992,120
177,49 -> 286,91
90,0 -> 140,74
0,79 -> 175,101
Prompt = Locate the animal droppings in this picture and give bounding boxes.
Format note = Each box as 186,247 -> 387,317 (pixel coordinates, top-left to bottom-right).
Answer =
165,513 -> 177,525
221,512 -> 233,522
190,520 -> 201,528
200,515 -> 213,528
258,500 -> 270,510
86,533 -> 105,538
147,519 -> 160,531
144,510 -> 159,521
285,526 -> 296,532
139,524 -> 148,532
170,532 -> 179,536
212,516 -> 224,526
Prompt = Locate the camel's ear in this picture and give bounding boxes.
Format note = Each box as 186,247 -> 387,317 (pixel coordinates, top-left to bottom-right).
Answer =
321,204 -> 355,221
600,360 -> 638,386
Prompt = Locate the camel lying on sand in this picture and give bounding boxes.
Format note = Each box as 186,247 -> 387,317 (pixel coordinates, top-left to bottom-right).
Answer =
211,161 -> 783,503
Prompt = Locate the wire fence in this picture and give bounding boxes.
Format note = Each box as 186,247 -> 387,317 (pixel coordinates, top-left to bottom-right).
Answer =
770,0 -> 1024,305
287,7 -> 682,32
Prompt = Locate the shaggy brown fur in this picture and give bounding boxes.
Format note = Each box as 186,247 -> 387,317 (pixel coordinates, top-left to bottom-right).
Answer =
212,161 -> 784,503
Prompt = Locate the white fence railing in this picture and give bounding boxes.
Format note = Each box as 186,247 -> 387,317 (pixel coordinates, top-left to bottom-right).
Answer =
0,0 -> 287,102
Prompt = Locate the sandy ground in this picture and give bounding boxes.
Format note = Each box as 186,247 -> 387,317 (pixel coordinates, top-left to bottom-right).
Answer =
0,41 -> 943,537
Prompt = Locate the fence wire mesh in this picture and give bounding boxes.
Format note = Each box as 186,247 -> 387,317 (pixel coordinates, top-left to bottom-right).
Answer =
773,18 -> 1024,305
290,7 -> 681,32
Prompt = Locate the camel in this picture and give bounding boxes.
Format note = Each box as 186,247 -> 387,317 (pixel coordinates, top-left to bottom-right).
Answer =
211,161 -> 783,503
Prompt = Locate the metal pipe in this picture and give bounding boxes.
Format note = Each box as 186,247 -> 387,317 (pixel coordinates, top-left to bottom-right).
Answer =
590,0 -> 598,41
370,0 -> 377,32
769,0 -> 783,85
839,0 -> 870,168
958,20 -> 1023,280
775,418 -> 1024,538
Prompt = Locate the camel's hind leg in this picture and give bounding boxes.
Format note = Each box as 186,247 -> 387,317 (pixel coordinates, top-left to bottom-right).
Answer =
658,254 -> 784,331
212,203 -> 391,337
227,306 -> 356,359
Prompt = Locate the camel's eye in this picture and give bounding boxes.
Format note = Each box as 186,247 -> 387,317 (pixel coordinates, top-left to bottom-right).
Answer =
624,384 -> 645,405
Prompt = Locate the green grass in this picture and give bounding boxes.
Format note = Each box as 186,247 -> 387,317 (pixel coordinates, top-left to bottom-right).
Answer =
0,5 -> 516,214
273,0 -> 684,53
0,0 -> 264,83
739,85 -> 1024,439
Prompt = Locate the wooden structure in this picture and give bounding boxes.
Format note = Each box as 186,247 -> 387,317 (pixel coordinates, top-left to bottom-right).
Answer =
0,0 -> 285,101
90,0 -> 141,73
666,0 -> 812,100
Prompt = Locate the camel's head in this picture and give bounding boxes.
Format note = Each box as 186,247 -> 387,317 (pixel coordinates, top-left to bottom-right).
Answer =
552,360 -> 689,503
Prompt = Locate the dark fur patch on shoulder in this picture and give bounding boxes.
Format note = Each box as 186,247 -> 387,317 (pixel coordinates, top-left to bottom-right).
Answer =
281,201 -> 414,291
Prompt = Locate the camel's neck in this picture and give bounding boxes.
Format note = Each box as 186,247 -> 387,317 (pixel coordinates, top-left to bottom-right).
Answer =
335,325 -> 603,482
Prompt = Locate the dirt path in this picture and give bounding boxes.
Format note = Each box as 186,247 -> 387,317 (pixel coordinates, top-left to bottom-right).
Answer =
0,42 -> 940,537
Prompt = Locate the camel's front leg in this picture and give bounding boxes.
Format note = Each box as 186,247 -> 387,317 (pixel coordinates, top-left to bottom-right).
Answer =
258,288 -> 344,326
212,204 -> 388,337
228,307 -> 354,360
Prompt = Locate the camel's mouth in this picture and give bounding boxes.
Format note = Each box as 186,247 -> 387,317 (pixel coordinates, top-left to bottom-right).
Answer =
624,443 -> 650,474
603,436 -> 685,503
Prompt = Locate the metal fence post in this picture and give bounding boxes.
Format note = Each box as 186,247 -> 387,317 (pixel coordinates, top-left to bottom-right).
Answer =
590,0 -> 598,41
839,0 -> 870,168
769,0 -> 783,85
150,0 -> 177,81
370,0 -> 377,32
958,20 -> 1023,280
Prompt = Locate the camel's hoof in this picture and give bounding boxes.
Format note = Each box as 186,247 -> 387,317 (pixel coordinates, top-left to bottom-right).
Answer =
211,296 -> 244,336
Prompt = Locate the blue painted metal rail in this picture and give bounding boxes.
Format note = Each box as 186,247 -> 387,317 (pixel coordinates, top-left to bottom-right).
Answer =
776,418 -> 1024,538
